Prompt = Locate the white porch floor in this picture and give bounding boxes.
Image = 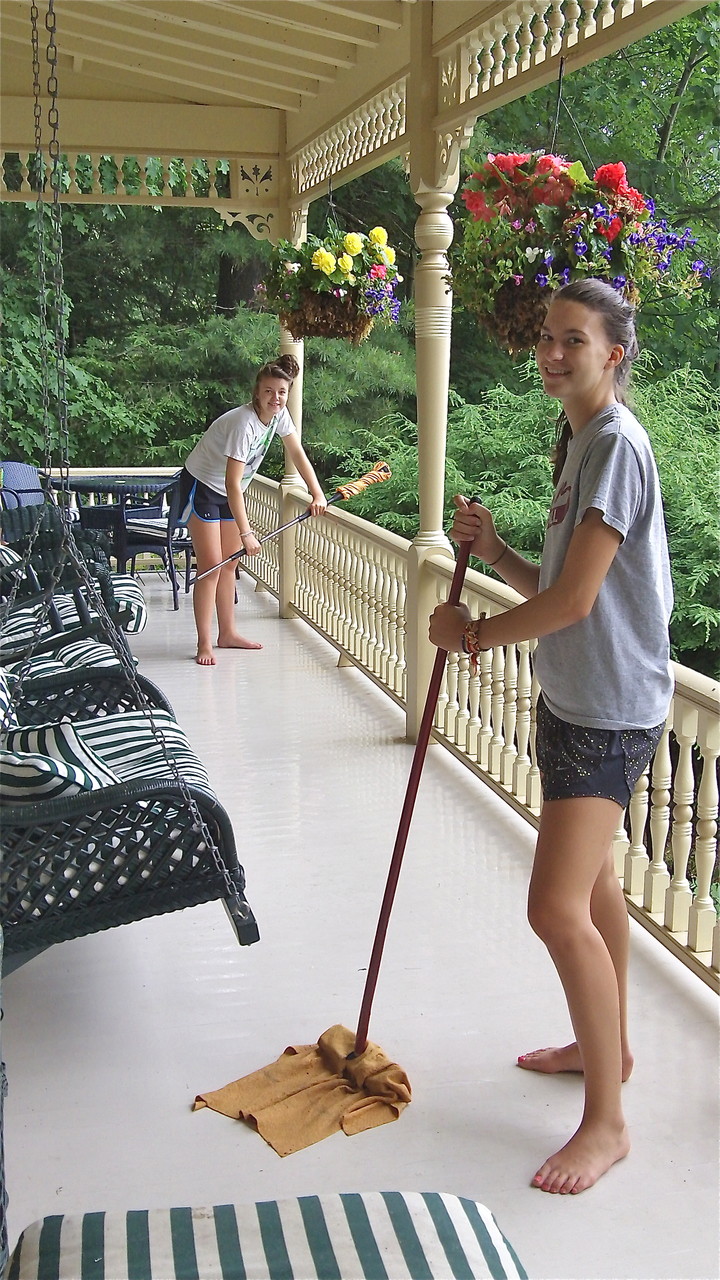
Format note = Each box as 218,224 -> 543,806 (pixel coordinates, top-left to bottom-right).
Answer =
3,572 -> 719,1280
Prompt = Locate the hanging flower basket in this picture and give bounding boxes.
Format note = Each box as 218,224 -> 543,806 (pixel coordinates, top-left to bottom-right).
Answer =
279,288 -> 374,344
450,152 -> 708,355
261,226 -> 403,345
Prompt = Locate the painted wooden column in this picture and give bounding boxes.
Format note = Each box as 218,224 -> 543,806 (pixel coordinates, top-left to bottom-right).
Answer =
278,197 -> 309,616
404,1 -> 471,740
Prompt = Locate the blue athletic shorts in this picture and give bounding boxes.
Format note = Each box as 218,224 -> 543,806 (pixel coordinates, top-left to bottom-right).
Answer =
178,467 -> 235,523
535,694 -> 664,807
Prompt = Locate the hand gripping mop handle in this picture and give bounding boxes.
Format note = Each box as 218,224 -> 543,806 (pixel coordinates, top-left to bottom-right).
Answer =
353,534 -> 474,1057
190,461 -> 391,584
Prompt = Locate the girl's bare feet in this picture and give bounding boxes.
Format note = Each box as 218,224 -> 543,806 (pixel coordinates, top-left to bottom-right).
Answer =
517,1041 -> 634,1082
531,1120 -> 630,1194
196,648 -> 216,666
217,633 -> 262,650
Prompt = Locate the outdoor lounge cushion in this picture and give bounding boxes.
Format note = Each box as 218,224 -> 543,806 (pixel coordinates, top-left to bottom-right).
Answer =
4,1192 -> 528,1279
2,721 -> 120,797
3,711 -> 212,797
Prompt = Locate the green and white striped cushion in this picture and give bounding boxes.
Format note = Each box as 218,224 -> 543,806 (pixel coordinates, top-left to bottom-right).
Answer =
74,711 -> 212,794
5,1192 -> 527,1279
3,721 -> 121,792
0,747 -> 111,800
0,544 -> 23,566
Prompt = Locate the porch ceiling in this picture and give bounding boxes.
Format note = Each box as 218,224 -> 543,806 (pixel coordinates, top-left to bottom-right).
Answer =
1,1 -> 706,172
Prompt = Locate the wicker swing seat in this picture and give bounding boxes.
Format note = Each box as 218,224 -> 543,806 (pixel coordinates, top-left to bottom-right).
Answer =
1,667 -> 259,967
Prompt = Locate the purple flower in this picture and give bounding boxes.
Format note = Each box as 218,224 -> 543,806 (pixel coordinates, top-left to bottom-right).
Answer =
691,260 -> 706,272
535,272 -> 550,287
544,250 -> 555,264
646,197 -> 655,216
592,203 -> 608,218
574,242 -> 588,257
612,275 -> 627,289
600,248 -> 613,261
559,268 -> 571,285
511,219 -> 523,230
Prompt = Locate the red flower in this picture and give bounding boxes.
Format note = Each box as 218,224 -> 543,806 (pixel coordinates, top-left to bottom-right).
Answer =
487,152 -> 532,178
594,162 -> 628,192
461,187 -> 496,222
623,185 -> 647,212
534,153 -> 570,178
597,216 -> 623,242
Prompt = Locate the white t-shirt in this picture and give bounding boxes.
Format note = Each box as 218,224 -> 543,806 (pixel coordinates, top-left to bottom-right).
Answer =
185,403 -> 295,495
533,403 -> 673,731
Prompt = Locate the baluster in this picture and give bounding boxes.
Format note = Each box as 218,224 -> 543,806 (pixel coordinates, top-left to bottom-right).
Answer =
623,765 -> 651,895
488,642 -> 506,777
443,650 -> 461,738
466,660 -> 481,761
688,710 -> 719,953
394,574 -> 407,701
644,720 -> 671,911
517,3 -> 535,72
564,0 -> 582,46
491,21 -> 507,87
369,557 -> 384,677
580,0 -> 598,39
612,811 -> 629,877
500,642 -> 518,788
91,153 -> 102,196
597,0 -> 614,29
454,650 -> 471,752
480,35 -> 494,91
358,554 -> 373,669
513,641 -> 532,803
526,668 -> 543,813
385,559 -> 399,694
503,16 -> 520,80
531,5 -> 549,65
467,40 -> 482,97
477,646 -> 494,771
547,0 -> 566,55
664,704 -> 698,933
378,553 -> 392,687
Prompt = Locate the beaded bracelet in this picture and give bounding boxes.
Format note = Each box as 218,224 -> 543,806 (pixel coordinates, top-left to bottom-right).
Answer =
460,613 -> 488,674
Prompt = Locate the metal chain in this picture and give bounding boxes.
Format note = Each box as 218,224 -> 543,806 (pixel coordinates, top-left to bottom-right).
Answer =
30,1 -> 52,474
44,0 -> 70,492
16,2 -> 247,922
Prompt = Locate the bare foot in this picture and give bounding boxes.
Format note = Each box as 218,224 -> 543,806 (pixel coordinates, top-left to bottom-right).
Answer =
531,1120 -> 630,1194
196,648 -> 216,666
518,1042 -> 634,1082
217,633 -> 262,650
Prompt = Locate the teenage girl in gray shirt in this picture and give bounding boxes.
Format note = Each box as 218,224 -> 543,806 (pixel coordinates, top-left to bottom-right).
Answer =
430,279 -> 672,1196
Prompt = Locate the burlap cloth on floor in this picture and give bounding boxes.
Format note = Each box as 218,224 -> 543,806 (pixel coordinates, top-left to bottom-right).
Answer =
193,1023 -> 411,1156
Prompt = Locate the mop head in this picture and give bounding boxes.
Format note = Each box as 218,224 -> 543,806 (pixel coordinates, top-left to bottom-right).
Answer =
193,1024 -> 411,1156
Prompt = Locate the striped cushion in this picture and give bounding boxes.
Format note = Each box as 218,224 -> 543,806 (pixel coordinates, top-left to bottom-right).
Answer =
0,545 -> 23,566
74,711 -> 212,794
0,747 -> 112,800
109,574 -> 148,634
4,1193 -> 527,1279
53,639 -> 123,669
3,721 -> 121,792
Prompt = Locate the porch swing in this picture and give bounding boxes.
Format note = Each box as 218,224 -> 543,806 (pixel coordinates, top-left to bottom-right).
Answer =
0,0 -> 259,973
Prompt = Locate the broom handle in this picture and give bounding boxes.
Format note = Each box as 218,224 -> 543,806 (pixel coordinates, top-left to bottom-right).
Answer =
353,536 -> 473,1056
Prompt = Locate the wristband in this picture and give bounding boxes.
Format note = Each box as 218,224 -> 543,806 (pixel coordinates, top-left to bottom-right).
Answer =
240,530 -> 255,541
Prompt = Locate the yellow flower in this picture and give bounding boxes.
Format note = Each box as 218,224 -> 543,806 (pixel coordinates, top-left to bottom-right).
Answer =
312,248 -> 336,275
343,233 -> 363,256
380,246 -> 396,266
338,253 -> 354,274
369,226 -> 388,247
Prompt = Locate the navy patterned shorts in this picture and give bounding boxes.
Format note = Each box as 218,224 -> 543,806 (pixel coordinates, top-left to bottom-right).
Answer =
535,695 -> 665,807
178,468 -> 234,523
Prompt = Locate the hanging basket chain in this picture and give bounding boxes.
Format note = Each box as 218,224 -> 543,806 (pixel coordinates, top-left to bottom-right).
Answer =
30,1 -> 52,474
44,0 -> 70,492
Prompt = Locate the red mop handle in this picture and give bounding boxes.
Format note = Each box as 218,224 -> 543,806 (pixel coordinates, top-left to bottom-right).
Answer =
353,535 -> 473,1056
189,461 -> 391,584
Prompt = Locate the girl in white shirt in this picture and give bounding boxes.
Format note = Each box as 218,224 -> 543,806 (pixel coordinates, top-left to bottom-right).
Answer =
180,354 -> 326,664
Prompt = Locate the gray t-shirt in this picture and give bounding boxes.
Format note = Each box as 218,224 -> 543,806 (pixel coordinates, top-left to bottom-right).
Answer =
185,403 -> 295,495
533,403 -> 673,730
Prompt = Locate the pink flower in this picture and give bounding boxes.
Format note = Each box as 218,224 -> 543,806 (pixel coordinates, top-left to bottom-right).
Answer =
462,187 -> 496,222
534,153 -> 570,178
370,263 -> 387,279
594,162 -> 628,193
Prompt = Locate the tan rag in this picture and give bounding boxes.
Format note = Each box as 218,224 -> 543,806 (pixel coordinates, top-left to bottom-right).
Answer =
193,1024 -> 411,1156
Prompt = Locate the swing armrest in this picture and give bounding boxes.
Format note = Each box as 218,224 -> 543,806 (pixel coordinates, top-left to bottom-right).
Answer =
1,779 -> 260,953
11,668 -> 174,724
